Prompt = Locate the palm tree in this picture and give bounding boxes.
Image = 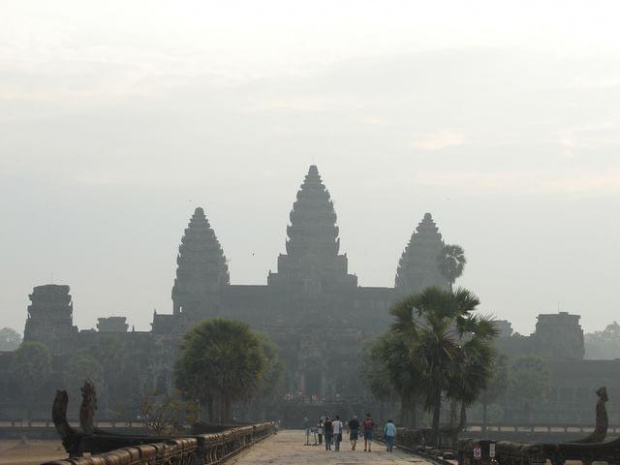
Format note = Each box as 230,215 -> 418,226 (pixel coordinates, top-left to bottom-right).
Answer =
390,286 -> 497,446
438,244 -> 467,288
364,333 -> 421,427
174,318 -> 267,423
247,333 -> 284,421
444,314 -> 498,445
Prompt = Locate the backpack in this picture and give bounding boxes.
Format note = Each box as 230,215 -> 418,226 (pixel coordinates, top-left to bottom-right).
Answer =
363,418 -> 374,430
324,420 -> 332,433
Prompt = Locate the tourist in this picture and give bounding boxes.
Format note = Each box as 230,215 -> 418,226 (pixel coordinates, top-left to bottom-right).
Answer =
332,415 -> 343,451
362,412 -> 374,452
348,414 -> 360,450
317,419 -> 324,445
324,417 -> 333,451
303,416 -> 310,445
383,419 -> 396,452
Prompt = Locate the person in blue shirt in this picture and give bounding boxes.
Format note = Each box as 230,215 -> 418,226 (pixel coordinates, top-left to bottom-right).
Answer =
383,419 -> 397,452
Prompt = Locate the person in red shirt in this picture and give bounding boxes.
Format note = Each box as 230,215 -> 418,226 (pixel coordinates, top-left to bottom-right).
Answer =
362,412 -> 375,452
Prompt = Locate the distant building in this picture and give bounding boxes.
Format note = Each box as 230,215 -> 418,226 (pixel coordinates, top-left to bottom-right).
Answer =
97,317 -> 129,333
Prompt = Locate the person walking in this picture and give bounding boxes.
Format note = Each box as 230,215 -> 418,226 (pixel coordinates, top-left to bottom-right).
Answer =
324,417 -> 333,451
348,414 -> 360,450
362,412 -> 375,452
383,419 -> 397,452
332,415 -> 343,451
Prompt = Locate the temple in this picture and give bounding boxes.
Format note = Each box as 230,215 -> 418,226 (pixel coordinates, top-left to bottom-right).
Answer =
1,165 -> 615,426
155,166 -> 399,395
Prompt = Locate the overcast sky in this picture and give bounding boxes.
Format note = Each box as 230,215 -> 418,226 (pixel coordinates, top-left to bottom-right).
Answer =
2,1 -> 620,335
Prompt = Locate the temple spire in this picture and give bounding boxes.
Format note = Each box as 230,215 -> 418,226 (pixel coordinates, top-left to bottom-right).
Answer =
286,165 -> 340,258
172,207 -> 229,318
395,213 -> 450,296
269,165 -> 357,292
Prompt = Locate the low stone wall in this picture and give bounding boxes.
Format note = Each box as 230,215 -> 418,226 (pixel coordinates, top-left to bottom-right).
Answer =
374,427 -> 457,465
378,426 -> 599,451
41,422 -> 275,465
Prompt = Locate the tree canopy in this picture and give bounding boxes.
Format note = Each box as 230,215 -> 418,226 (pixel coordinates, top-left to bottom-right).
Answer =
11,341 -> 52,421
65,350 -> 104,400
375,286 -> 497,445
0,327 -> 22,351
479,354 -> 509,434
255,333 -> 284,403
362,334 -> 419,426
11,341 -> 52,395
438,244 -> 467,286
174,318 -> 268,423
585,322 -> 620,359
508,354 -> 550,410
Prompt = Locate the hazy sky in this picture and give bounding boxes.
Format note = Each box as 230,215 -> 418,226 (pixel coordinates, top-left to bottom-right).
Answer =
2,1 -> 620,335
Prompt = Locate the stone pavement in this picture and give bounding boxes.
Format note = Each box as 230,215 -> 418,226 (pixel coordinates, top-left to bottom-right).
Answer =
227,430 -> 431,465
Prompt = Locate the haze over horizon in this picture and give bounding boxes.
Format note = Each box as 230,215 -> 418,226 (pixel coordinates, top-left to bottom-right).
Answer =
2,0 -> 620,335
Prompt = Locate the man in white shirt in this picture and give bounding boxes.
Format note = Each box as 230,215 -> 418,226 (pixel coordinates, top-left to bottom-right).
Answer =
332,415 -> 343,451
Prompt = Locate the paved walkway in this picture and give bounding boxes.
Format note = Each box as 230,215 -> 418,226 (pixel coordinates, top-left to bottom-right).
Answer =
228,430 -> 431,465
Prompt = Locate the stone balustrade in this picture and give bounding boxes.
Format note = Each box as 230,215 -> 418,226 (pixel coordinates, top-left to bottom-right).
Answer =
41,422 -> 275,465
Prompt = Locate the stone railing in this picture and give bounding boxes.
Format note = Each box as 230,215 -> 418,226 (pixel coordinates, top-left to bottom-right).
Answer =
42,422 -> 275,465
374,427 -> 457,465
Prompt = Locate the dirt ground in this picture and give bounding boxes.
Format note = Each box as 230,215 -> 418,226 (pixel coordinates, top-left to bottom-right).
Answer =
0,439 -> 67,465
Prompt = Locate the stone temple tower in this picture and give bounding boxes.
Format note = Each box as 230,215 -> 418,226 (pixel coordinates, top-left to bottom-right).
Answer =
23,284 -> 78,355
395,212 -> 450,296
531,312 -> 585,360
268,165 -> 357,294
171,207 -> 229,322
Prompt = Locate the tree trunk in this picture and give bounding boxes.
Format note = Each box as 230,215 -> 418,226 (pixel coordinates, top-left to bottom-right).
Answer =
431,392 -> 442,447
449,402 -> 467,448
482,401 -> 488,438
449,401 -> 458,428
459,402 -> 467,431
400,394 -> 417,428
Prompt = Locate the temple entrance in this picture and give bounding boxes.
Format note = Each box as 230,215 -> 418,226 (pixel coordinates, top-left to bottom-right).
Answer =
305,372 -> 321,396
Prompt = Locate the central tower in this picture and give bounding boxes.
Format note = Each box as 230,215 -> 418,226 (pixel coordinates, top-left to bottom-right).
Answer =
268,165 -> 357,294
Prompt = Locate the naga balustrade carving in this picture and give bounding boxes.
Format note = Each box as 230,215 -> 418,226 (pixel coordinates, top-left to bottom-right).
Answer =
459,387 -> 616,465
48,381 -> 275,465
43,424 -> 274,465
